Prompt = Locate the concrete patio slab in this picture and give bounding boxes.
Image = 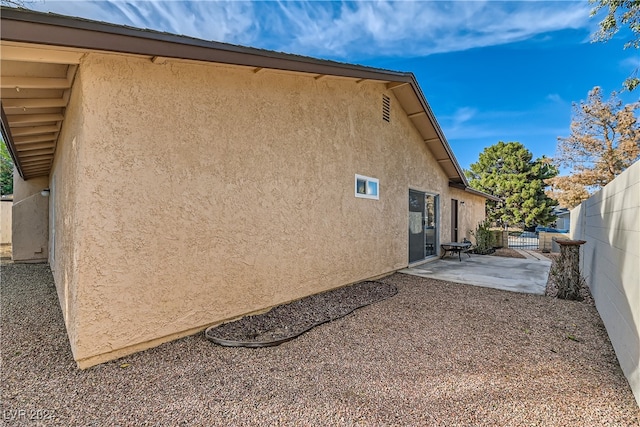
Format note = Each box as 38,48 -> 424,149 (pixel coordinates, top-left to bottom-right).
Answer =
400,254 -> 552,295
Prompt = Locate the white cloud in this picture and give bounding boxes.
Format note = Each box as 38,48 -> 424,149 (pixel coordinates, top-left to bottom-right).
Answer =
31,1 -> 259,46
545,93 -> 563,103
452,107 -> 477,126
275,1 -> 593,58
620,56 -> 640,70
31,1 -> 593,60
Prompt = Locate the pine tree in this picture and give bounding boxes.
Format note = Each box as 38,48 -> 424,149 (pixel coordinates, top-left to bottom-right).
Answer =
0,140 -> 14,196
466,141 -> 558,227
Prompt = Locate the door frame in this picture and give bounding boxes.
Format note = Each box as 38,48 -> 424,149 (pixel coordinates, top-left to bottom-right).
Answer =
408,188 -> 439,264
451,198 -> 459,243
408,189 -> 426,264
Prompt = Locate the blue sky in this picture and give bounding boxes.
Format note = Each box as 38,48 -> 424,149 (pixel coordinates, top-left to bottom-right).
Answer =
27,0 -> 640,170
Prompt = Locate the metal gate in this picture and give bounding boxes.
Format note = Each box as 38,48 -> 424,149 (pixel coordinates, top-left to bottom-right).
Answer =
507,231 -> 539,249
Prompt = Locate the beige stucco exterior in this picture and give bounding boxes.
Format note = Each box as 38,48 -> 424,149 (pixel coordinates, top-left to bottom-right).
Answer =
48,64 -> 86,358
39,52 -> 488,367
449,187 -> 486,243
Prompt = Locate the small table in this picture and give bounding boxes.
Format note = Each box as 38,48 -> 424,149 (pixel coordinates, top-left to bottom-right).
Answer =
440,242 -> 472,261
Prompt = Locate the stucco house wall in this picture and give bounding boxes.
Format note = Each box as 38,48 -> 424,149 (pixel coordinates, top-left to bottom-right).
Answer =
570,160 -> 640,406
44,53 -> 486,367
1,8 -> 497,368
48,64 -> 87,358
449,187 -> 486,242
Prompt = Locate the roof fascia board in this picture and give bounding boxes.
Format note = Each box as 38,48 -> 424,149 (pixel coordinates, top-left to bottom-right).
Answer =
449,182 -> 501,202
467,188 -> 501,202
0,104 -> 25,179
0,8 -> 412,83
405,75 -> 468,186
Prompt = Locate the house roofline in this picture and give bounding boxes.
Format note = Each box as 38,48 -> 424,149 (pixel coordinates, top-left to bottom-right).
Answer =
0,7 -> 412,82
0,7 -> 468,187
407,75 -> 468,187
449,182 -> 501,202
0,104 -> 23,177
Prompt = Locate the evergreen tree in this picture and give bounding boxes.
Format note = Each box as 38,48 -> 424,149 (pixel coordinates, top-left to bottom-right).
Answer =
0,140 -> 13,196
466,141 -> 558,227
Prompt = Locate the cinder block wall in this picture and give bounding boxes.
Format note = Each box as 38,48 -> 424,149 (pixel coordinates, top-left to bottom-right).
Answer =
0,200 -> 12,244
570,160 -> 640,406
11,172 -> 49,262
538,231 -> 569,253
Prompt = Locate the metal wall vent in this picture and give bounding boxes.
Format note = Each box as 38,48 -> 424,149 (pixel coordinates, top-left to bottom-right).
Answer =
382,95 -> 390,122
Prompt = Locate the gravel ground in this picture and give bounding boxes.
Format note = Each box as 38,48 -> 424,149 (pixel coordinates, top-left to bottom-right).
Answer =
207,281 -> 397,345
489,248 -> 526,259
1,262 -> 638,426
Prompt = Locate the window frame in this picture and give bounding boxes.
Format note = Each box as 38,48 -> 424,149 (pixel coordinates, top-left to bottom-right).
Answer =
355,174 -> 380,200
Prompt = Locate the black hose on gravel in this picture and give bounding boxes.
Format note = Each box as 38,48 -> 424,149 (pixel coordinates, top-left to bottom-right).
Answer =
205,280 -> 397,348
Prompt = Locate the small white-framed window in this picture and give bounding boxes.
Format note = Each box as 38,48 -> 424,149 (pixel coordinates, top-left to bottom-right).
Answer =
355,174 -> 379,200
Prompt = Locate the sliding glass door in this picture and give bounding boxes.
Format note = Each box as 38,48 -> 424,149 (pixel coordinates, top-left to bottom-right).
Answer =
408,190 -> 438,263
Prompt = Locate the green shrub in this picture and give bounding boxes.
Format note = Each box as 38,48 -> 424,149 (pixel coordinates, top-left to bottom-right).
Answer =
471,219 -> 496,255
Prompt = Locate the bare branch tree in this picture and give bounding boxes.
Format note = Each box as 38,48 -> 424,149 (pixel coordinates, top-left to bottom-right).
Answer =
547,87 -> 640,208
0,0 -> 38,8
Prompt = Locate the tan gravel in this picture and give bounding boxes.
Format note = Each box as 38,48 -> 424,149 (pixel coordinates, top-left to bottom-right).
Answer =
490,248 -> 526,259
1,262 -> 638,426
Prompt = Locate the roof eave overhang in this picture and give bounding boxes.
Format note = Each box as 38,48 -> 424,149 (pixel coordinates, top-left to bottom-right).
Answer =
449,182 -> 502,202
0,8 -> 411,82
0,105 -> 23,178
410,77 -> 468,186
0,7 -> 470,187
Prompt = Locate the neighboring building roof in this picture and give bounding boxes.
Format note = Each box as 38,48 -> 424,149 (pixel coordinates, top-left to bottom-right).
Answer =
553,207 -> 571,218
0,7 -> 494,200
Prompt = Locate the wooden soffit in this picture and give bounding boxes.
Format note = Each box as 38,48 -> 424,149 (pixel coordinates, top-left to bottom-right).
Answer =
1,41 -> 82,179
